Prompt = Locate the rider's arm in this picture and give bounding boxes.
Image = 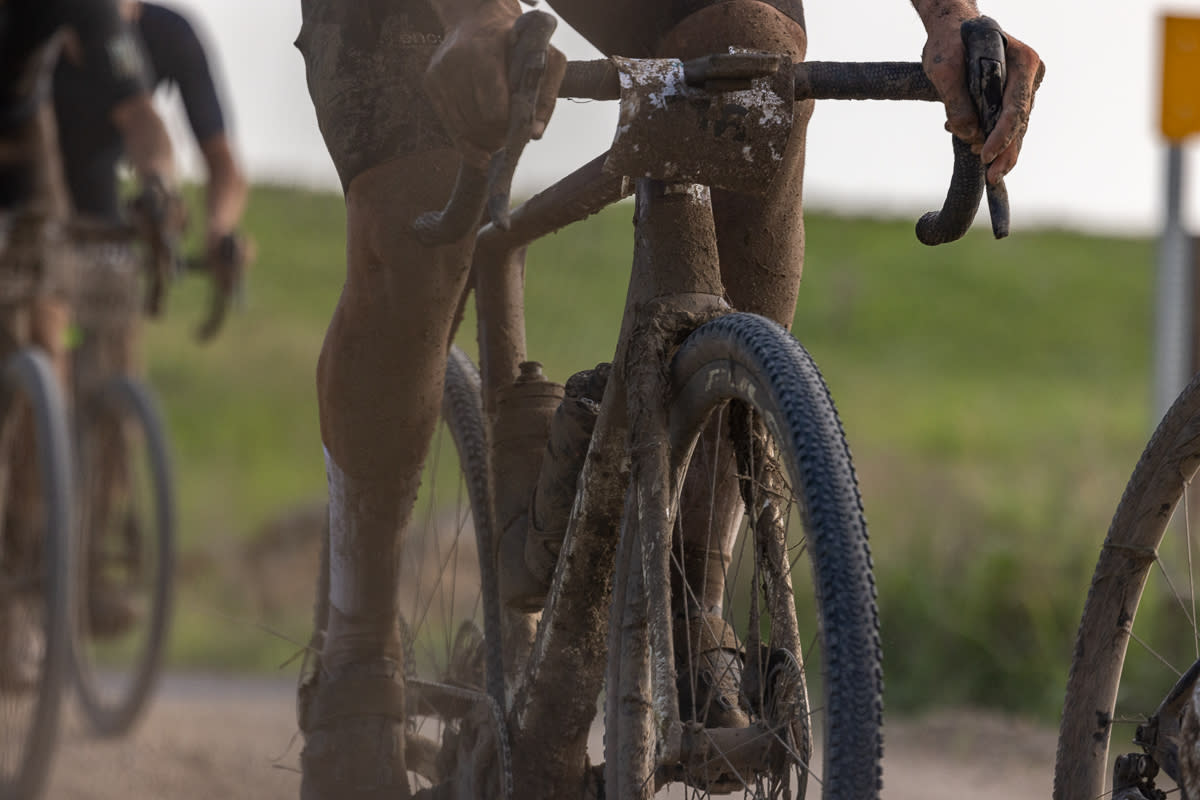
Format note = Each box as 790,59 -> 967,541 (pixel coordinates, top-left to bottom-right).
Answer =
137,3 -> 247,255
197,133 -> 247,251
109,95 -> 176,189
910,0 -> 1044,184
63,0 -> 178,191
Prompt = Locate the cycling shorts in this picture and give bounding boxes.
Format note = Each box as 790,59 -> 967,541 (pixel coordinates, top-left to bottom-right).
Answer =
297,0 -> 805,191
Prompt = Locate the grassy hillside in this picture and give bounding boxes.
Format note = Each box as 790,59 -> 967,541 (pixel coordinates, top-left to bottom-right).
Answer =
149,183 -> 1156,720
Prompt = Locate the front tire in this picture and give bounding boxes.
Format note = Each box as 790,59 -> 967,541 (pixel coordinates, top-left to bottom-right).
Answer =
608,313 -> 883,799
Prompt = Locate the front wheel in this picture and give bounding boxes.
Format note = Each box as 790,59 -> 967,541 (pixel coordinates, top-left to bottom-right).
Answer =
70,375 -> 174,736
0,349 -> 74,800
608,312 -> 883,799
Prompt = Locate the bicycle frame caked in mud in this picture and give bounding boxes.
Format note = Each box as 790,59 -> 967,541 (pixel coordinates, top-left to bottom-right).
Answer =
413,43 -> 1003,796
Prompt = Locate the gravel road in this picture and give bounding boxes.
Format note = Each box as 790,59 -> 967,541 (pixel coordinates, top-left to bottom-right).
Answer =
43,674 -> 1057,799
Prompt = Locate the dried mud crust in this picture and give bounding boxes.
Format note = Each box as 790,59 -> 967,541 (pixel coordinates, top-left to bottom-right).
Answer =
40,680 -> 1055,800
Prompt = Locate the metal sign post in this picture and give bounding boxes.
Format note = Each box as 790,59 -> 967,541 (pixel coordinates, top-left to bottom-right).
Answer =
1155,15 -> 1200,418
1157,144 -> 1191,418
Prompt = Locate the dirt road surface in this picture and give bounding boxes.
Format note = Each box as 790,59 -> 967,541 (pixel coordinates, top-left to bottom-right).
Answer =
45,674 -> 1057,799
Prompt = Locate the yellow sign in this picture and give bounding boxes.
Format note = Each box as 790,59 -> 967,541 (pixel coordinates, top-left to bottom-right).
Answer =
1162,15 -> 1200,140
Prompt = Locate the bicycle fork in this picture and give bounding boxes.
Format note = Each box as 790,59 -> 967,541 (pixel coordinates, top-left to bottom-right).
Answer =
504,178 -> 729,797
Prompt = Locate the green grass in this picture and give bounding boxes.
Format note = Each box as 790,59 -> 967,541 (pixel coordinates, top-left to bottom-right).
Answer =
788,216 -> 1153,716
144,184 -> 344,670
148,183 -> 1158,721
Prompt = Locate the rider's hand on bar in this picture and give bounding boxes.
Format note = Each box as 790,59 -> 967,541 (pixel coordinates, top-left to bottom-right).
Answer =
131,173 -> 187,241
208,231 -> 252,295
424,0 -> 567,169
917,1 -> 1045,185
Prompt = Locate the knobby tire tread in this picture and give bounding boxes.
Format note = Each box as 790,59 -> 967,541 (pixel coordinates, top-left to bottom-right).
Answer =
611,312 -> 883,798
441,347 -> 509,709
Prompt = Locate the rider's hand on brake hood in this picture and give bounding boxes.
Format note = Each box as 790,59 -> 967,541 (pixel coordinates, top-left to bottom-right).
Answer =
424,0 -> 567,169
915,0 -> 1044,185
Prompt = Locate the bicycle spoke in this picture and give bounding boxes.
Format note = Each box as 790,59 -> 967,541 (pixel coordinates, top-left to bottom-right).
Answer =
663,411 -> 823,796
693,727 -> 755,791
672,529 -> 699,722
681,711 -> 822,797
409,428 -> 476,678
744,414 -> 766,721
1129,630 -> 1183,679
787,540 -> 809,575
393,349 -> 500,794
414,522 -> 465,677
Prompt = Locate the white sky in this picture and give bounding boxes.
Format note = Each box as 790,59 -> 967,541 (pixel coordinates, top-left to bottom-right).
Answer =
158,0 -> 1200,236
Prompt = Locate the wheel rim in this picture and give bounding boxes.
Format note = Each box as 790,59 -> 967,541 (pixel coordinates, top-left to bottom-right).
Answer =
1102,482 -> 1200,797
1057,377 -> 1200,800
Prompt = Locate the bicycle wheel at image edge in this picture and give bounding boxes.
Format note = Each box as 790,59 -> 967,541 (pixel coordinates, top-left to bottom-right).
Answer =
1056,372 -> 1200,800
607,312 -> 883,799
0,349 -> 74,800
71,375 -> 174,736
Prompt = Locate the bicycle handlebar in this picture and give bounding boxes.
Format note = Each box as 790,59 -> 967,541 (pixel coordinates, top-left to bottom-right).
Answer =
127,177 -> 178,317
68,216 -> 249,343
65,218 -> 140,244
413,12 -> 1011,248
916,16 -> 1008,244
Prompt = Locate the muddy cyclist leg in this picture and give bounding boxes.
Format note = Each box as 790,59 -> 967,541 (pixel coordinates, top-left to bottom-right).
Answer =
659,0 -> 811,626
0,306 -> 31,688
0,296 -> 72,682
0,306 -> 28,685
75,256 -> 144,636
6,296 -> 71,543
295,2 -> 469,798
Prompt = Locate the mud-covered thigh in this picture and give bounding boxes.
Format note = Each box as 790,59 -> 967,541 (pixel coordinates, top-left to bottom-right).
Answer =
295,0 -> 452,190
548,0 -> 804,57
294,0 -> 807,189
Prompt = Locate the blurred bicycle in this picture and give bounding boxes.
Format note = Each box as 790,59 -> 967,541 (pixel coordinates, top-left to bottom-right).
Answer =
66,185 -> 248,737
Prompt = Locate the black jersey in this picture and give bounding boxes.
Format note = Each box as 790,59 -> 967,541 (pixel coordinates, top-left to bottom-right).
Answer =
54,2 -> 227,219
0,0 -> 148,207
